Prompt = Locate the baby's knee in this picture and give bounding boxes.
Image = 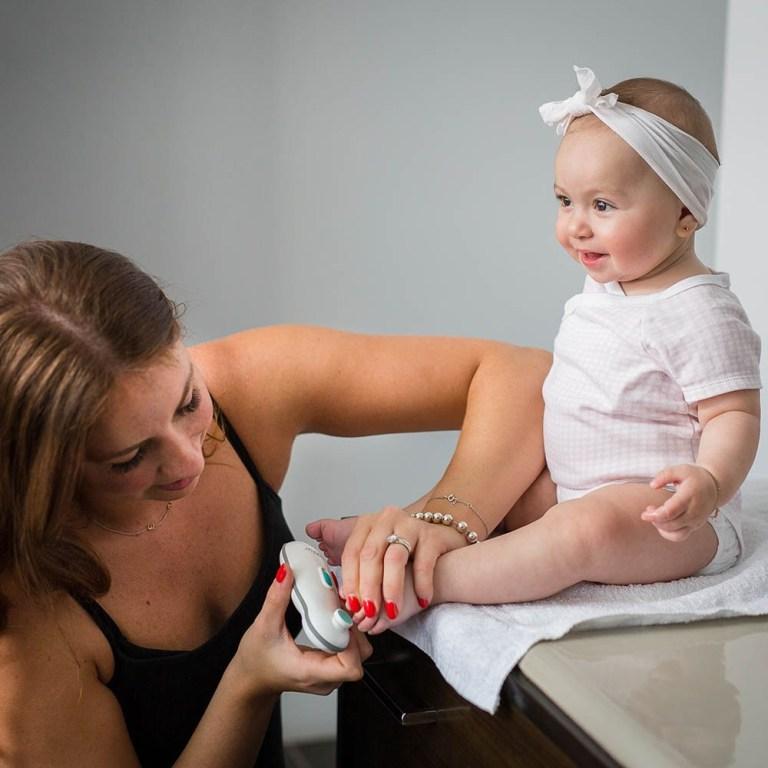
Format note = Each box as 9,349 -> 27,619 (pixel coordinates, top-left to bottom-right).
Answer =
542,499 -> 624,573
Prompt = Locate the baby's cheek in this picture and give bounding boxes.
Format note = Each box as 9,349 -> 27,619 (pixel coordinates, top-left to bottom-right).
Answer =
554,221 -> 571,252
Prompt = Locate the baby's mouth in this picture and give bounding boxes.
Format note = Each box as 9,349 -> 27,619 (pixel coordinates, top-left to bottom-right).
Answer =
578,250 -> 606,265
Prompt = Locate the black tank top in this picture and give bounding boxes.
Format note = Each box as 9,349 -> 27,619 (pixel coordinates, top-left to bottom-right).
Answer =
75,409 -> 300,767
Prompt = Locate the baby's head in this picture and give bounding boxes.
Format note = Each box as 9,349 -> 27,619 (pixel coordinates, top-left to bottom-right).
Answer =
541,68 -> 719,290
595,76 -> 718,161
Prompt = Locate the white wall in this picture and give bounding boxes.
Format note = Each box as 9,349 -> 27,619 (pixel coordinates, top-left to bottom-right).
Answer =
0,0 -> 729,745
715,1 -> 768,478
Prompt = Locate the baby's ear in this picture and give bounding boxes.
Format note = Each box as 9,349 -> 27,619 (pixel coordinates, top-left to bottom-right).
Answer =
676,207 -> 698,238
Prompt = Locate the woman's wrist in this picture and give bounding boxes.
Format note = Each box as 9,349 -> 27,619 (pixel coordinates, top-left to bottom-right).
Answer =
416,492 -> 490,543
426,494 -> 489,536
410,508 -> 482,544
224,652 -> 281,706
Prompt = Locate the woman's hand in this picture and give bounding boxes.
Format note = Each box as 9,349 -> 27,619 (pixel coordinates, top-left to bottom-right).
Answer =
233,565 -> 372,698
337,506 -> 467,632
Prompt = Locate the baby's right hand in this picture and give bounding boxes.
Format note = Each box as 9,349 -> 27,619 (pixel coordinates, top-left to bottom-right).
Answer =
234,564 -> 372,698
643,464 -> 719,542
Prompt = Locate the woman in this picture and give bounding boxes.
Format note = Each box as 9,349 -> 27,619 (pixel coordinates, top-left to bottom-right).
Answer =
0,240 -> 549,766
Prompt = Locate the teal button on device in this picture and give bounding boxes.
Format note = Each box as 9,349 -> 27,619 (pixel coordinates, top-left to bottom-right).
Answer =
333,608 -> 353,628
319,568 -> 334,588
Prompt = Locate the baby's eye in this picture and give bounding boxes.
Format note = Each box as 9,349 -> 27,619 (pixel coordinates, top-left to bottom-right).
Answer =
593,199 -> 614,212
556,195 -> 571,208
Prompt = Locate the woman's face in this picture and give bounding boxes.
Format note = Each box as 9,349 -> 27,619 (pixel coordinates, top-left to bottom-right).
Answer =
79,343 -> 214,509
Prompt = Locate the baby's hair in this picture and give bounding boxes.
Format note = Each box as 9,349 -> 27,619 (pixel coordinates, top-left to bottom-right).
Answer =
602,78 -> 719,162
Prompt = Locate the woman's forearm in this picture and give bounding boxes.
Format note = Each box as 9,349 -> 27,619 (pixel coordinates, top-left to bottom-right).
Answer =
174,662 -> 277,768
414,347 -> 551,535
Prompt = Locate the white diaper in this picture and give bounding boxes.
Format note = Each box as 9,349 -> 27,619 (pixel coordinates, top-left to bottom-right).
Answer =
696,510 -> 742,576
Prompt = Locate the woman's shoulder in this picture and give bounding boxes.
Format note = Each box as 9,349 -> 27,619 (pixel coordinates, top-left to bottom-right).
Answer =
192,325 -> 313,386
189,327 -> 320,489
190,324 -> 366,423
0,578 -> 124,762
0,576 -> 112,683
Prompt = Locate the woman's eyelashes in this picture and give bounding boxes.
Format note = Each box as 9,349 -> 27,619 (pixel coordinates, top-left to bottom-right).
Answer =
181,388 -> 201,414
109,389 -> 202,473
111,446 -> 146,474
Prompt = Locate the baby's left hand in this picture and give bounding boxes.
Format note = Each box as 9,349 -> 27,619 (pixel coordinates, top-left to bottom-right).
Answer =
642,464 -> 719,542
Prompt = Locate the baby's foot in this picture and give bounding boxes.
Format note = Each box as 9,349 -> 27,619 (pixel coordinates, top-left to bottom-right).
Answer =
305,516 -> 358,565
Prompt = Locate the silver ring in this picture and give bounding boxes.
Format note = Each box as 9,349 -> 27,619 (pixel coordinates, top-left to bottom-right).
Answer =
385,533 -> 412,555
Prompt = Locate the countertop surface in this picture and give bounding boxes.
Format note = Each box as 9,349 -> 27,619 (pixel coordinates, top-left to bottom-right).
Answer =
519,615 -> 768,768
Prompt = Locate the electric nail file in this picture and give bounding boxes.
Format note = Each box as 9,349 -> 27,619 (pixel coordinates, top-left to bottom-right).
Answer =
279,541 -> 353,653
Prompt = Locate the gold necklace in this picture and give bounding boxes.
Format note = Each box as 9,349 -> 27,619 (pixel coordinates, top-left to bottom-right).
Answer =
93,501 -> 173,537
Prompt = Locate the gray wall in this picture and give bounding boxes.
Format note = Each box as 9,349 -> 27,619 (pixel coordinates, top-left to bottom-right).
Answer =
0,0 -> 729,745
716,0 -> 768,479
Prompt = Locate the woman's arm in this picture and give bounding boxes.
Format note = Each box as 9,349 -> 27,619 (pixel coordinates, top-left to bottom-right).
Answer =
0,590 -> 142,767
194,325 -> 550,488
195,326 -> 551,626
338,340 -> 551,626
177,567 -> 370,767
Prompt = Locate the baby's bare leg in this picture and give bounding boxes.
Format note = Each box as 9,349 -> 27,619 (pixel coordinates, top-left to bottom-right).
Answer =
432,483 -> 718,605
501,467 -> 557,532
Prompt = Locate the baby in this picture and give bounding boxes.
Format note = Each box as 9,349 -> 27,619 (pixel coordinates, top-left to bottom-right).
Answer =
309,67 -> 762,633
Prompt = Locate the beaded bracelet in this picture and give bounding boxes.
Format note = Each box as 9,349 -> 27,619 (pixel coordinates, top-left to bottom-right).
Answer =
427,493 -> 489,538
410,510 -> 479,544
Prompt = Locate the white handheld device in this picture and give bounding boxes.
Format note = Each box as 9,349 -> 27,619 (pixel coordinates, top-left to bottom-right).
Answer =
279,541 -> 352,653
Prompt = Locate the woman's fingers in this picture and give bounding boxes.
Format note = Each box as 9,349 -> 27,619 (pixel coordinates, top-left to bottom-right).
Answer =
410,545 -> 439,609
342,509 -> 460,629
378,540 -> 410,624
339,506 -> 463,629
340,506 -> 412,629
239,564 -> 372,698
352,514 -> 396,630
257,563 -> 294,635
339,516 -> 375,605
297,629 -> 371,694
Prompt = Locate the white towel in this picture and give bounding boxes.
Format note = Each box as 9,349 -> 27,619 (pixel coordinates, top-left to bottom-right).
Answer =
394,479 -> 768,714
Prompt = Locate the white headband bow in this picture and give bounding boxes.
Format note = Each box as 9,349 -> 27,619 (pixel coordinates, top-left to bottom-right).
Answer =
539,66 -> 719,227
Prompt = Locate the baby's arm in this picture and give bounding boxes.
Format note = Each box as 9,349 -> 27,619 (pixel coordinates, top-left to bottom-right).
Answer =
642,389 -> 761,541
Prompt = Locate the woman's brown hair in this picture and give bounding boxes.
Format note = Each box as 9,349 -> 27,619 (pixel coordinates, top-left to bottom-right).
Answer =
0,240 -> 182,628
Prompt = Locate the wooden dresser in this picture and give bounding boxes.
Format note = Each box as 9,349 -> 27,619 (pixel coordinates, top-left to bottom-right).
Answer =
337,616 -> 768,767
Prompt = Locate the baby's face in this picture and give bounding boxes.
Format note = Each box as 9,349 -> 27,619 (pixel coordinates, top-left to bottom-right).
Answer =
553,119 -> 690,290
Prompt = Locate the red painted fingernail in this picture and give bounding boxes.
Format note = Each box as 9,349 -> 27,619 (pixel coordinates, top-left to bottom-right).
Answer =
275,563 -> 287,583
363,600 -> 376,618
347,595 -> 361,613
418,597 -> 430,609
385,601 -> 399,620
